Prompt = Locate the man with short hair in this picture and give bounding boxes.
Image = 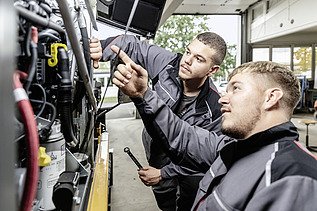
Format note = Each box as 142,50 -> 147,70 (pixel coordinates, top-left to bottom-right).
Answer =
111,58 -> 317,210
90,32 -> 227,210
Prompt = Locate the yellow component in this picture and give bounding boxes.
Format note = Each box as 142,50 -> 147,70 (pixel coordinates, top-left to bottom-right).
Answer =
97,126 -> 101,144
48,43 -> 67,67
87,132 -> 109,211
38,147 -> 52,167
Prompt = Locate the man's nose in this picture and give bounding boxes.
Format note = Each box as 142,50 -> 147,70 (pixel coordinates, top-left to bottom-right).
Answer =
218,93 -> 229,104
184,55 -> 192,65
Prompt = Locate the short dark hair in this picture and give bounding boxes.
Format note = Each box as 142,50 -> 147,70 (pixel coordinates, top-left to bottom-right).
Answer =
196,32 -> 227,65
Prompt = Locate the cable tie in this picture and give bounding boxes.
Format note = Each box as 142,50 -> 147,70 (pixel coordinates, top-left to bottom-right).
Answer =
13,88 -> 29,102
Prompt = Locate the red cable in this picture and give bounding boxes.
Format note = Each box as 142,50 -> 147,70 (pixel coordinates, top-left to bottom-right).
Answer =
13,71 -> 39,211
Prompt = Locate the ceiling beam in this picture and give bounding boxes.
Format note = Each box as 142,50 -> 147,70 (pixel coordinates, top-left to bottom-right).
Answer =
159,0 -> 184,27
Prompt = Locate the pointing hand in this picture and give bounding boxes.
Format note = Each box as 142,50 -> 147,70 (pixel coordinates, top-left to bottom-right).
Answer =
111,45 -> 149,98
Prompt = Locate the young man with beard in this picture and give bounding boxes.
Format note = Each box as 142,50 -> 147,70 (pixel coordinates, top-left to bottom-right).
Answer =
111,57 -> 317,210
90,32 -> 227,210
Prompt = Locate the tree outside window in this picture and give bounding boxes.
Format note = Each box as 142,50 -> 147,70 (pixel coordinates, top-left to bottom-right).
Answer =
154,15 -> 237,81
294,47 -> 312,78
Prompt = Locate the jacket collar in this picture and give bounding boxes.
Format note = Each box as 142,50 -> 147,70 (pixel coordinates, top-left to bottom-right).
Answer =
167,59 -> 220,113
220,121 -> 299,168
195,78 -> 219,111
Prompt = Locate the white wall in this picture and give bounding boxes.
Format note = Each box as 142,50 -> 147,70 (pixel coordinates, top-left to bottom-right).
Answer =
248,0 -> 317,44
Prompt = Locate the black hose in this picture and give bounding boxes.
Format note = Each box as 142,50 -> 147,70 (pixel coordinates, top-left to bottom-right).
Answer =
38,29 -> 60,42
80,26 -> 92,76
15,5 -> 64,34
72,26 -> 92,109
24,41 -> 37,92
30,83 -> 47,119
79,112 -> 93,152
30,100 -> 56,140
57,47 -> 78,148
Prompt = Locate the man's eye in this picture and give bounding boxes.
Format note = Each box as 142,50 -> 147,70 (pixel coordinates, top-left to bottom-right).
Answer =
233,86 -> 239,91
196,57 -> 204,63
185,50 -> 190,55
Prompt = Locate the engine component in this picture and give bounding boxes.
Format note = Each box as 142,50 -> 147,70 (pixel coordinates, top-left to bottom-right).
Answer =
37,120 -> 66,210
13,70 -> 40,211
52,171 -> 80,211
12,0 -> 107,210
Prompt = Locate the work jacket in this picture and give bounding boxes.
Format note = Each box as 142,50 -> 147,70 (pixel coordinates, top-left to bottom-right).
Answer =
132,89 -> 317,210
101,35 -> 222,178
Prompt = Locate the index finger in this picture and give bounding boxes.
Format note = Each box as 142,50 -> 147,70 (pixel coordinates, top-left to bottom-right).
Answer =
110,45 -> 135,65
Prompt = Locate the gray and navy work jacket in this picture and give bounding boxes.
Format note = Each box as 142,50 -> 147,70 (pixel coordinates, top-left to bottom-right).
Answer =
101,35 -> 222,177
132,89 -> 317,210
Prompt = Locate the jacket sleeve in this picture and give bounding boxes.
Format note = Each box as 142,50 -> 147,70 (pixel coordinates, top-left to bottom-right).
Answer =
161,162 -> 205,179
132,88 -> 231,173
100,34 -> 177,79
245,175 -> 317,210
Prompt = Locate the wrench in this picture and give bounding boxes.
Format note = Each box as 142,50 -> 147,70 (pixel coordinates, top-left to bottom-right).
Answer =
124,147 -> 143,170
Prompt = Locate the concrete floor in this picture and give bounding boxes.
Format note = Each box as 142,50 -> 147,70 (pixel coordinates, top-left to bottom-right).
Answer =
106,103 -> 160,211
291,112 -> 317,153
105,103 -> 317,211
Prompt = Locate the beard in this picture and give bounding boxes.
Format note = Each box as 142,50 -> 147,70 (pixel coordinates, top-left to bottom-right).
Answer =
221,107 -> 261,139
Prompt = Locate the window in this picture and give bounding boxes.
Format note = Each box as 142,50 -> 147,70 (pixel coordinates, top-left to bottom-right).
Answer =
267,0 -> 283,13
98,77 -> 105,87
272,47 -> 291,68
293,46 -> 312,78
251,5 -> 264,21
252,48 -> 270,61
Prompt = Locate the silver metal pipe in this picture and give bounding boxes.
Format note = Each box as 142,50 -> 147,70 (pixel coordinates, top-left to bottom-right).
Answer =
56,0 -> 97,111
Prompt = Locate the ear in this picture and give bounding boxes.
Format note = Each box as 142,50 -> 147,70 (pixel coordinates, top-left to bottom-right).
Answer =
207,65 -> 220,76
263,88 -> 283,110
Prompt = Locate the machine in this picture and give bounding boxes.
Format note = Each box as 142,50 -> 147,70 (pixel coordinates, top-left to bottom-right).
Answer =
6,0 -> 167,210
12,0 -> 106,210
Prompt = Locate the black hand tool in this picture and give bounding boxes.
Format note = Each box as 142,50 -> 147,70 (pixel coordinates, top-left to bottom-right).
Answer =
124,147 -> 143,170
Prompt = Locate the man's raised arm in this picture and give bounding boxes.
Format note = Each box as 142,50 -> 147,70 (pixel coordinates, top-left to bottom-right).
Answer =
111,45 -> 231,171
